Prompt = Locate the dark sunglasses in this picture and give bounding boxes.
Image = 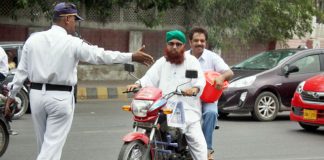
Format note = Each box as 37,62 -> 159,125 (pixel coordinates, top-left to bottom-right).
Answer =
167,42 -> 183,48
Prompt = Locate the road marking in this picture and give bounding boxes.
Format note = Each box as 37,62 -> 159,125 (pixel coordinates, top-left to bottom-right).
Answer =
239,157 -> 324,160
70,129 -> 130,134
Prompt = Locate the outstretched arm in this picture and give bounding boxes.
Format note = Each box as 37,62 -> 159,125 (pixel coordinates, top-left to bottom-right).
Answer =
131,45 -> 154,66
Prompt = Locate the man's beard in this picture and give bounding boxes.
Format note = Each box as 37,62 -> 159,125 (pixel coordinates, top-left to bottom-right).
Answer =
164,47 -> 185,65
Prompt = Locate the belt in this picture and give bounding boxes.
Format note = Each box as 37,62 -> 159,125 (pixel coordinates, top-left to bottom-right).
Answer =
30,83 -> 72,92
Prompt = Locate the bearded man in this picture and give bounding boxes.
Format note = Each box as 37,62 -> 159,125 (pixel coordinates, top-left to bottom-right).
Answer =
127,30 -> 208,160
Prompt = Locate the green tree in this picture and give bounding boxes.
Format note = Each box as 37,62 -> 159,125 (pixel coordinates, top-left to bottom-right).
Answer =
187,0 -> 320,49
11,0 -> 323,49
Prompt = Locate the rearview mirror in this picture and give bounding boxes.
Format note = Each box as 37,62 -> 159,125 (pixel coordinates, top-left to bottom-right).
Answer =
124,64 -> 134,72
284,65 -> 299,76
185,70 -> 198,79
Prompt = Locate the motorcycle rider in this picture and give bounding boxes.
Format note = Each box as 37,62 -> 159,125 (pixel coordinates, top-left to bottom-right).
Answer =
127,30 -> 208,160
186,27 -> 234,160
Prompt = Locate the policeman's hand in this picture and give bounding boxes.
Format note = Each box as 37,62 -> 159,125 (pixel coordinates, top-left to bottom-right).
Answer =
126,84 -> 140,92
182,87 -> 199,96
214,76 -> 225,90
4,97 -> 16,121
132,45 -> 154,66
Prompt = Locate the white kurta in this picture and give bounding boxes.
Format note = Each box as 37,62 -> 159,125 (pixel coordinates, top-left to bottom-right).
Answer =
138,53 -> 207,160
138,53 -> 206,124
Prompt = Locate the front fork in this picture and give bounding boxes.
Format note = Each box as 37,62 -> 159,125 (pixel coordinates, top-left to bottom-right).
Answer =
148,114 -> 180,158
121,117 -> 160,159
143,117 -> 159,159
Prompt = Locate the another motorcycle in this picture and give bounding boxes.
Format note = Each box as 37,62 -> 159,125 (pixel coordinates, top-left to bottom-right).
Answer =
1,72 -> 29,120
0,82 -> 16,157
118,64 -> 197,160
0,108 -> 9,157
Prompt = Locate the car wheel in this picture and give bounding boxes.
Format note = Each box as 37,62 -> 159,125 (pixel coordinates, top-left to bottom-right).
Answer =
299,122 -> 319,131
252,91 -> 279,121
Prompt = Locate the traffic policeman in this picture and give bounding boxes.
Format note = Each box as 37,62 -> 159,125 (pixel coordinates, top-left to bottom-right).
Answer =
4,2 -> 154,160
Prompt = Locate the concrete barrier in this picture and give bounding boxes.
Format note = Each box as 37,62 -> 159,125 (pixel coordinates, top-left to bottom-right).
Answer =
77,86 -> 132,101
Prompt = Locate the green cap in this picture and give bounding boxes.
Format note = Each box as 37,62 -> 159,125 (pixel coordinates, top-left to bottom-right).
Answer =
166,30 -> 186,44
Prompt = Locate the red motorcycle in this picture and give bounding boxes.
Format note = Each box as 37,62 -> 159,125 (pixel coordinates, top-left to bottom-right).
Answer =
118,64 -> 197,160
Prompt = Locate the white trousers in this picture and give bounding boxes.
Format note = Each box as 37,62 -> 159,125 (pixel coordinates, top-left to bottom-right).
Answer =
30,88 -> 74,160
184,120 -> 208,160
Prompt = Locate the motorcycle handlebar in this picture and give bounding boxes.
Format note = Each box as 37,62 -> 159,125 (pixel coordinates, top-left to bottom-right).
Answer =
122,88 -> 140,94
122,88 -> 197,97
174,89 -> 197,97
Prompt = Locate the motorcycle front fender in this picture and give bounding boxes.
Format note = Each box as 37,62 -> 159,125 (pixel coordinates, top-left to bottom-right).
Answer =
122,132 -> 149,145
20,86 -> 28,94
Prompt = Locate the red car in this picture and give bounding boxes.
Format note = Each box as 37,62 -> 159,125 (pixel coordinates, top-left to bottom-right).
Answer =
290,74 -> 324,131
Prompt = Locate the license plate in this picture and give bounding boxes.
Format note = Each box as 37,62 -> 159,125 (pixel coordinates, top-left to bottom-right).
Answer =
303,109 -> 317,120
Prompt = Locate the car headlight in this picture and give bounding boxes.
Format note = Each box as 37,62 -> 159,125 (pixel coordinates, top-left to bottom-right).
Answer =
131,100 -> 153,117
229,76 -> 256,88
296,81 -> 305,94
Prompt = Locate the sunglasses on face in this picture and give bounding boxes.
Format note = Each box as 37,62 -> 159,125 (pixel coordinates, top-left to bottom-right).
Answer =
167,42 -> 183,48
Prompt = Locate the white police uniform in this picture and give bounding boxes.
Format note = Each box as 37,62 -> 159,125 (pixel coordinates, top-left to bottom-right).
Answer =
8,25 -> 133,160
138,53 -> 208,160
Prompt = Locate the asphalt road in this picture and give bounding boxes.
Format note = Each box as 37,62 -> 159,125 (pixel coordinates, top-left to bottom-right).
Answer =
2,100 -> 324,160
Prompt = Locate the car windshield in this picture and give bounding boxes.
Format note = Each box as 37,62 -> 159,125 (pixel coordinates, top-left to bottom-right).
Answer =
232,50 -> 297,70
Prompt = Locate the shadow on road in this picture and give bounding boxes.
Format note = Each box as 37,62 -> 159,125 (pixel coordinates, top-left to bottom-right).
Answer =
219,113 -> 290,122
288,126 -> 324,135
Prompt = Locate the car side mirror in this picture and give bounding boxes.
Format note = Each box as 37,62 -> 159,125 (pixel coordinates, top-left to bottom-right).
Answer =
124,64 -> 134,73
185,70 -> 198,79
285,65 -> 299,76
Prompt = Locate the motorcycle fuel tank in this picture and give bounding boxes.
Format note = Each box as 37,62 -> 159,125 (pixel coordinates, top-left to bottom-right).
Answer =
134,87 -> 162,101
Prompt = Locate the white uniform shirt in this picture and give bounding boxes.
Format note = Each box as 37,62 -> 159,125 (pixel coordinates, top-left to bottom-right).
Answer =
0,47 -> 9,76
185,49 -> 230,72
138,54 -> 206,124
9,25 -> 132,98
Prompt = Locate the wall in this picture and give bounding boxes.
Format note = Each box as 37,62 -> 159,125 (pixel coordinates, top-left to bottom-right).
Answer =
221,41 -> 271,65
0,24 -> 28,41
0,22 -> 272,80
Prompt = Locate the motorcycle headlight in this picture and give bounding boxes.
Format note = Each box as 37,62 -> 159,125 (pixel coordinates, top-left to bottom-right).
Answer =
228,76 -> 256,88
131,100 -> 153,117
296,81 -> 305,94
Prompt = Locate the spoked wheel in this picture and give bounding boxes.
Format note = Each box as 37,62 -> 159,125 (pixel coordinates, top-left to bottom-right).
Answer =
252,92 -> 279,121
0,121 -> 9,157
118,140 -> 149,160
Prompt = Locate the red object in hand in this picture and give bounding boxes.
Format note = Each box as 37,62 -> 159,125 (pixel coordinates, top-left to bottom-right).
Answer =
200,71 -> 229,103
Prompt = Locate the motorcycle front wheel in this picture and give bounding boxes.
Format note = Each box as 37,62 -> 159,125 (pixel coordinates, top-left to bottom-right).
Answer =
118,140 -> 149,160
13,90 -> 29,120
0,121 -> 9,157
